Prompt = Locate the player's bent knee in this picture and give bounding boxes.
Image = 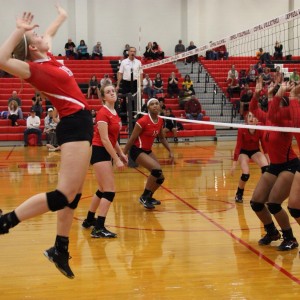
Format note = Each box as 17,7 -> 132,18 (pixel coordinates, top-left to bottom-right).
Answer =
267,202 -> 282,215
156,176 -> 165,185
261,166 -> 269,174
68,193 -> 82,209
95,189 -> 103,199
46,189 -> 69,211
250,201 -> 265,212
102,192 -> 115,202
241,173 -> 250,182
288,206 -> 300,218
151,169 -> 162,178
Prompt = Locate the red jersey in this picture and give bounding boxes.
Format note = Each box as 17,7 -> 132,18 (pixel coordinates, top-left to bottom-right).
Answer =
134,114 -> 164,151
92,106 -> 121,147
250,96 -> 297,164
233,128 -> 266,161
25,53 -> 89,118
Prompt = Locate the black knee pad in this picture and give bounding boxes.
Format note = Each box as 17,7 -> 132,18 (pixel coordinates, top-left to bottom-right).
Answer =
102,192 -> 115,202
68,193 -> 82,209
46,190 -> 69,211
288,207 -> 300,218
95,189 -> 103,199
250,201 -> 265,212
241,173 -> 250,182
267,202 -> 282,215
151,169 -> 162,178
261,165 -> 269,174
156,176 -> 165,185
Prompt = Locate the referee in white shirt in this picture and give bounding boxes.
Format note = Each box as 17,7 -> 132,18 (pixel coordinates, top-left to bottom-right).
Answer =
117,47 -> 143,95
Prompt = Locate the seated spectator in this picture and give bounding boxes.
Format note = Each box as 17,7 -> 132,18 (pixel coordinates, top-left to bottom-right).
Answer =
24,109 -> 42,147
91,42 -> 103,59
227,74 -> 240,99
152,73 -> 164,97
87,75 -> 100,98
123,44 -> 130,59
175,39 -> 185,55
214,44 -> 229,60
167,72 -> 179,98
179,75 -> 195,109
143,42 -> 156,60
239,84 -> 253,119
186,41 -> 198,63
261,67 -> 272,85
8,100 -> 21,126
273,41 -> 283,59
8,90 -> 22,106
254,61 -> 263,74
90,109 -> 97,125
289,69 -> 300,84
273,66 -> 284,84
206,46 -> 218,60
142,74 -> 153,98
158,97 -> 166,115
152,42 -> 164,60
256,47 -> 271,64
44,108 -> 60,151
64,38 -> 77,59
100,74 -> 112,87
227,65 -> 239,80
77,40 -> 90,60
246,65 -> 257,83
184,96 -> 203,120
238,69 -> 247,87
162,108 -> 178,143
31,92 -> 43,117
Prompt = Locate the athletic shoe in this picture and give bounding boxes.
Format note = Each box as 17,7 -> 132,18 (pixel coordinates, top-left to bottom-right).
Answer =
139,196 -> 155,209
44,247 -> 74,279
277,238 -> 299,251
91,227 -> 117,238
235,194 -> 243,203
82,218 -> 96,229
0,210 -> 9,234
150,197 -> 161,205
258,230 -> 281,245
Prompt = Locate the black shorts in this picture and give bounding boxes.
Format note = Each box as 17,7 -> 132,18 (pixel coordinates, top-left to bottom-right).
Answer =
240,149 -> 260,159
129,145 -> 152,162
267,158 -> 300,176
165,123 -> 175,131
90,146 -> 111,164
56,110 -> 93,146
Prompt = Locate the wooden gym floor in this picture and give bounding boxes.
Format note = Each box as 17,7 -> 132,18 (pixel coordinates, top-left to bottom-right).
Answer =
0,141 -> 300,300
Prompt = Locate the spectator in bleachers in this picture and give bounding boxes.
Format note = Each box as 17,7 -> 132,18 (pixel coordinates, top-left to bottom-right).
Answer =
254,61 -> 263,75
273,41 -> 283,60
246,65 -> 258,84
273,66 -> 284,85
44,107 -> 60,151
289,69 -> 300,84
158,97 -> 166,115
186,41 -> 198,63
227,65 -> 239,80
23,109 -> 43,147
142,74 -> 153,98
8,90 -> 22,106
227,73 -> 240,99
238,69 -> 247,87
8,100 -> 21,126
77,40 -> 90,60
123,44 -> 130,59
256,47 -> 271,64
261,67 -> 272,86
239,84 -> 253,119
152,42 -> 164,60
167,72 -> 179,98
64,38 -> 77,59
91,42 -> 103,60
100,74 -> 112,87
152,73 -> 164,97
184,96 -> 203,121
90,109 -> 97,125
31,92 -> 43,117
214,45 -> 229,60
87,75 -> 100,99
175,39 -> 185,55
162,108 -> 178,143
179,74 -> 195,108
143,42 -> 156,60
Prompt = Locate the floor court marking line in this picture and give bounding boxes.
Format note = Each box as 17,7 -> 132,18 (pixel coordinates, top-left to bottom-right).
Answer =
4,146 -> 16,161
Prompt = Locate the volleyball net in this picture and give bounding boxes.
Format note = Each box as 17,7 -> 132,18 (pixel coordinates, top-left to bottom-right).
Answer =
134,8 -> 300,133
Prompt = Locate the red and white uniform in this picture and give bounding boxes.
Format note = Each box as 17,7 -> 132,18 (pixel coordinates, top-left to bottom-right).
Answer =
250,96 -> 298,164
25,53 -> 89,118
233,128 -> 266,161
92,106 -> 121,147
134,114 -> 164,151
